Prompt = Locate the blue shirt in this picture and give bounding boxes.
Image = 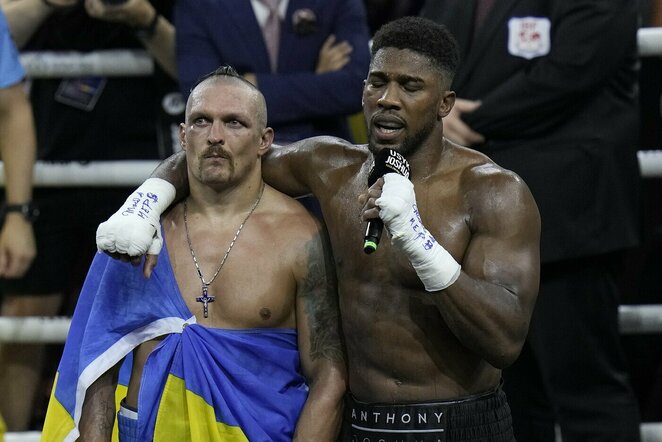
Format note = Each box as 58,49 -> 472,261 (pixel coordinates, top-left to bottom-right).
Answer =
0,9 -> 24,88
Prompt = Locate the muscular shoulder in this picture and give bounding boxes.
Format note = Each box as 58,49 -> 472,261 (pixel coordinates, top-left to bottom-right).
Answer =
278,136 -> 366,170
259,186 -> 326,248
455,146 -> 540,235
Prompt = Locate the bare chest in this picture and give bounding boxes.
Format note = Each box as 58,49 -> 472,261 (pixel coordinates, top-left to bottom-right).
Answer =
166,226 -> 297,329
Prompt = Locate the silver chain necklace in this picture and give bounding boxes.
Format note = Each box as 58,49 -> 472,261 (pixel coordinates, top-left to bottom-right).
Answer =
183,182 -> 265,318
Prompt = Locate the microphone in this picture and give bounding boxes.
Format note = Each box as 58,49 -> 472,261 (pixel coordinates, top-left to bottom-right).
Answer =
363,149 -> 410,254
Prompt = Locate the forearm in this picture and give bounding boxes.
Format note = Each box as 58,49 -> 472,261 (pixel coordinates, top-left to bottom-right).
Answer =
433,274 -> 533,368
79,365 -> 120,441
149,149 -> 188,201
294,369 -> 346,441
0,85 -> 35,204
0,0 -> 53,48
375,174 -> 537,367
132,7 -> 176,79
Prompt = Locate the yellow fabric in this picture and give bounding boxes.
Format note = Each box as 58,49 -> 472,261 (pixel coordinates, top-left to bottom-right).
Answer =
41,373 -> 128,442
349,112 -> 367,144
0,411 -> 6,440
42,372 -> 76,441
154,374 -> 248,442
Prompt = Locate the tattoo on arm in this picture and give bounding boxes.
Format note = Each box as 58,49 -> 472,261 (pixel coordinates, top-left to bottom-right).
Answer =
80,364 -> 120,438
92,395 -> 116,434
299,232 -> 344,363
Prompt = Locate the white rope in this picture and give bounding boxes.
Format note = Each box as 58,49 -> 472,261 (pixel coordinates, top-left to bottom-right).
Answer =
0,160 -> 160,187
0,150 -> 659,188
4,431 -> 41,442
643,424 -> 662,442
639,150 -> 662,178
20,49 -> 153,78
0,305 -> 659,343
16,28 -> 662,79
0,316 -> 70,343
638,27 -> 662,57
619,304 -> 662,335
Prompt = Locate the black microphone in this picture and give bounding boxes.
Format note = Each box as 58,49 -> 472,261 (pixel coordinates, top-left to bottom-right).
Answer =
363,149 -> 410,254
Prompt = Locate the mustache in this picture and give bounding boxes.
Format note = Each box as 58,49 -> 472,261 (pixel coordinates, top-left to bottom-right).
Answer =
370,110 -> 405,123
202,145 -> 232,160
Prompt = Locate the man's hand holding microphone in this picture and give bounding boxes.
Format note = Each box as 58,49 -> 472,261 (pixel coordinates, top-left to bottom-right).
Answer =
360,149 -> 461,291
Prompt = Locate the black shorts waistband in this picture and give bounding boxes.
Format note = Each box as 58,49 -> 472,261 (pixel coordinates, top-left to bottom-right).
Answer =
343,385 -> 514,442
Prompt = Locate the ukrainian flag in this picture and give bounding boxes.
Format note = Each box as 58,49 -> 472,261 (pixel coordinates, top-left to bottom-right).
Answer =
42,241 -> 308,441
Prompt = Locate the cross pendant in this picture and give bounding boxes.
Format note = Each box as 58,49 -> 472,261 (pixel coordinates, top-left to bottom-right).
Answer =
195,285 -> 215,318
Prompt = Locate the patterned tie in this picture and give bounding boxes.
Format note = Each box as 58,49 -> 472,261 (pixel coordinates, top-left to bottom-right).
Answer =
258,0 -> 281,72
473,0 -> 495,40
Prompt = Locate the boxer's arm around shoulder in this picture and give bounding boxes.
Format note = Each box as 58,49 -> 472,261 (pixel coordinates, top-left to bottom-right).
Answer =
149,149 -> 189,201
263,136 -> 349,198
292,216 -> 346,441
437,167 -> 540,368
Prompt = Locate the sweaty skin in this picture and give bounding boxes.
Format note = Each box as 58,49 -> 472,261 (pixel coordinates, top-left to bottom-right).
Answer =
261,48 -> 540,403
265,136 -> 539,403
137,48 -> 540,405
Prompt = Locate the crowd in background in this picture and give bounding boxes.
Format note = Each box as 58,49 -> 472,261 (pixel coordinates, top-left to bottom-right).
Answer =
0,0 -> 661,438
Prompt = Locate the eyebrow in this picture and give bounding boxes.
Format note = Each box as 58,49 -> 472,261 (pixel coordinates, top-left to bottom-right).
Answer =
369,71 -> 425,84
188,109 -> 250,122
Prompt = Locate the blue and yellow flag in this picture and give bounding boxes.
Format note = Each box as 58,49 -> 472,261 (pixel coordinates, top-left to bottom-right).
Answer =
43,241 -> 308,441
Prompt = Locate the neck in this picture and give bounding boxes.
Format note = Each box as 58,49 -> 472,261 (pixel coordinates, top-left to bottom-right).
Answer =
188,176 -> 265,217
401,133 -> 451,181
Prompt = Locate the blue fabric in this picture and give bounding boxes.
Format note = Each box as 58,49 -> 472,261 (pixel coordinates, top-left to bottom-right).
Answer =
44,235 -> 308,441
0,9 -> 25,88
117,408 -> 139,442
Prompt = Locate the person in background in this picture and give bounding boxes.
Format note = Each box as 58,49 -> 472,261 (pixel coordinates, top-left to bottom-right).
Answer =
97,17 -> 542,440
0,7 -> 36,281
361,0 -> 424,35
420,1 -> 642,440
43,66 -> 345,441
175,0 -> 371,217
0,5 -> 37,434
175,0 -> 370,145
0,0 -> 178,431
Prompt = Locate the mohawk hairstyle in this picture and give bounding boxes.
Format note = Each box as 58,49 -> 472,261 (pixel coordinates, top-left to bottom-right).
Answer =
190,65 -> 258,93
371,16 -> 460,82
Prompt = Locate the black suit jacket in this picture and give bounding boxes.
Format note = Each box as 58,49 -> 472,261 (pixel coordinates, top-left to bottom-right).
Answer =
421,0 -> 641,263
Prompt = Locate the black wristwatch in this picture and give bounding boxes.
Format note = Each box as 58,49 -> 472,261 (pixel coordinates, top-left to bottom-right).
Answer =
1,202 -> 40,223
134,11 -> 160,40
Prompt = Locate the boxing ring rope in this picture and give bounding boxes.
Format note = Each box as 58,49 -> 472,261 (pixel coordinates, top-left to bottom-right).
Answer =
15,27 -> 662,78
1,154 -> 661,188
19,49 -> 153,78
638,27 -> 662,57
2,28 -> 662,442
1,303 -> 661,344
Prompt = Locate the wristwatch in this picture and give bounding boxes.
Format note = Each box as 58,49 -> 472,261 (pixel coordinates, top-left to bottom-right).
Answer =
1,202 -> 40,223
134,11 -> 160,40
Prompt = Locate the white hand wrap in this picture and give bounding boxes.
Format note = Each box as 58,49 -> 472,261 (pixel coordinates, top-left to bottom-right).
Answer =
96,178 -> 176,256
376,173 -> 461,291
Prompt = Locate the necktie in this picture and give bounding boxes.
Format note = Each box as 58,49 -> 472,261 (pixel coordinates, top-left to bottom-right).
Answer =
473,0 -> 495,40
258,0 -> 281,72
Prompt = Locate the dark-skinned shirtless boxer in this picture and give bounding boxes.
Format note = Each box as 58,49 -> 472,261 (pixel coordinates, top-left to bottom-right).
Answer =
96,17 -> 541,441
